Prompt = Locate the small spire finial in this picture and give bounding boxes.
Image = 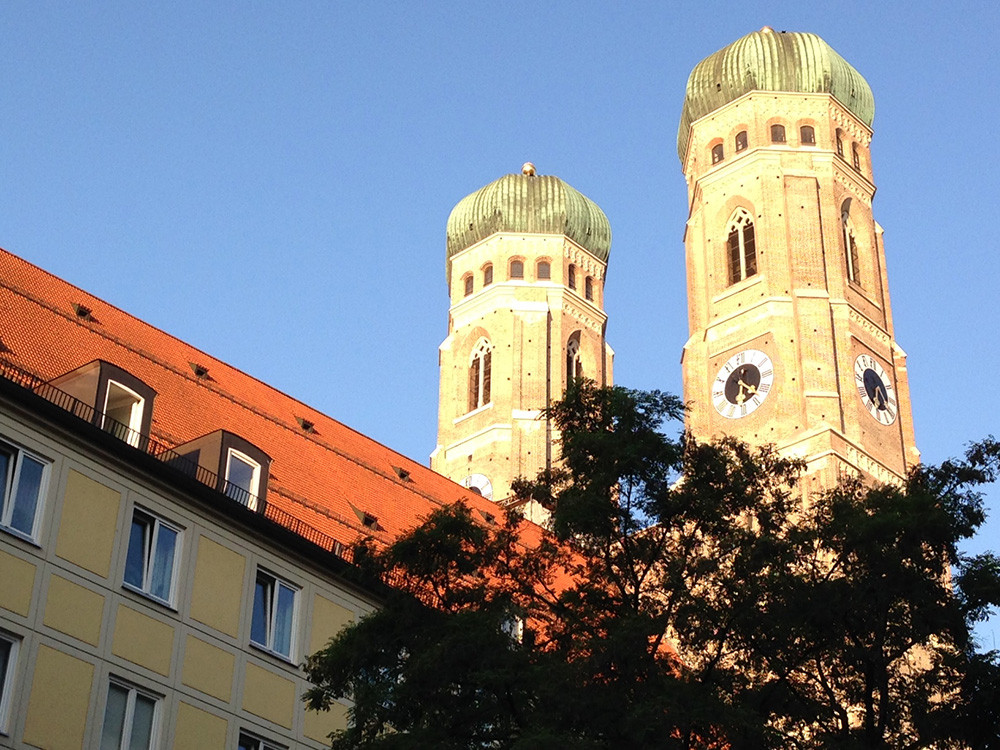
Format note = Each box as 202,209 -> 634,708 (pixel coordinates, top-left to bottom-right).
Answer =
521,162 -> 536,176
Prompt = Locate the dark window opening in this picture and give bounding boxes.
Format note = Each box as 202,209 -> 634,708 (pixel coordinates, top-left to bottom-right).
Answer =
510,260 -> 524,279
800,125 -> 815,144
711,143 -> 724,164
727,210 -> 757,286
537,261 -> 551,280
483,265 -> 493,286
770,124 -> 786,143
585,277 -> 594,301
463,275 -> 474,297
735,130 -> 748,152
568,264 -> 576,290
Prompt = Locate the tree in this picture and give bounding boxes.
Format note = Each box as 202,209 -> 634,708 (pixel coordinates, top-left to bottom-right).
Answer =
305,381 -> 1000,749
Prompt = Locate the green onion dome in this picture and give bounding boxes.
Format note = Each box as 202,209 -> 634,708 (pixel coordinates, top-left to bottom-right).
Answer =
677,28 -> 875,161
446,164 -> 611,277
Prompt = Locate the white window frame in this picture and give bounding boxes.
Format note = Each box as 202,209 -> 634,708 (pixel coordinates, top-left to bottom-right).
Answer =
0,633 -> 19,736
0,438 -> 50,541
100,679 -> 160,750
123,507 -> 182,606
102,380 -> 145,447
239,730 -> 287,750
250,569 -> 298,661
225,449 -> 261,510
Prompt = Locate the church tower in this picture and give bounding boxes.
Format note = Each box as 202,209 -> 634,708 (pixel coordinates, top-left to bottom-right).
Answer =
431,163 -> 614,519
677,29 -> 919,489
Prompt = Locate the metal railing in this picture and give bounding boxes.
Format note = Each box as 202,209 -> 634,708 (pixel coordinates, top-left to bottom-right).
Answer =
0,359 -> 355,566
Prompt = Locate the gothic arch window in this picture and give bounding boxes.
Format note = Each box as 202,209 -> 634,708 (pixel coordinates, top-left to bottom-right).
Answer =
800,125 -> 816,144
537,260 -> 551,280
510,259 -> 524,279
735,130 -> 748,152
483,264 -> 493,286
711,143 -> 724,164
468,338 -> 493,412
567,264 -> 577,290
585,276 -> 594,301
726,208 -> 757,285
463,275 -> 474,297
842,203 -> 861,287
770,124 -> 786,143
566,331 -> 583,385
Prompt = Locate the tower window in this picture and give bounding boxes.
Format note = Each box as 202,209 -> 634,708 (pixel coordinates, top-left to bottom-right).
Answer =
852,143 -> 861,171
585,276 -> 594,301
711,143 -> 724,164
842,207 -> 861,287
735,130 -> 748,152
537,260 -> 551,280
510,260 -> 524,279
726,208 -> 757,285
463,275 -> 474,297
468,338 -> 493,412
770,124 -> 786,143
483,265 -> 493,286
836,129 -> 844,156
800,125 -> 816,144
566,332 -> 583,386
567,264 -> 576,290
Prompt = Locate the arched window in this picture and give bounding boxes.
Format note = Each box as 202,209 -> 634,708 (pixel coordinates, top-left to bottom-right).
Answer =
726,208 -> 757,285
770,124 -> 786,143
800,125 -> 815,144
566,332 -> 583,385
711,143 -> 724,164
836,129 -> 844,157
735,130 -> 748,152
852,143 -> 861,171
510,259 -> 524,279
483,264 -> 493,286
537,260 -> 551,280
468,339 -> 493,411
463,275 -> 474,297
585,276 -> 594,301
842,204 -> 861,286
567,264 -> 577,290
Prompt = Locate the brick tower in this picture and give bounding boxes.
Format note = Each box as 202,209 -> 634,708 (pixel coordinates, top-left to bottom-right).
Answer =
430,163 -> 614,520
677,28 -> 919,490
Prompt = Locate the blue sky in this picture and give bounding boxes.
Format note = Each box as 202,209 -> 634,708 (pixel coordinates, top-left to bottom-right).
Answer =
2,2 -> 998,644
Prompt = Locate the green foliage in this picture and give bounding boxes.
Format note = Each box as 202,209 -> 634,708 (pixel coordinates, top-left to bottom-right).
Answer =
305,382 -> 1000,749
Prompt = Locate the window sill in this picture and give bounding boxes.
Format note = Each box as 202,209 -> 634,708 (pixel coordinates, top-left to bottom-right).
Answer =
712,273 -> 764,303
454,401 -> 493,425
249,640 -> 298,668
0,524 -> 41,548
122,583 -> 178,612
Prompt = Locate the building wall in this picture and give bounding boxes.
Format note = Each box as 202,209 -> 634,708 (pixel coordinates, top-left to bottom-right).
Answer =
0,399 -> 375,749
432,232 -> 612,514
680,91 -> 919,488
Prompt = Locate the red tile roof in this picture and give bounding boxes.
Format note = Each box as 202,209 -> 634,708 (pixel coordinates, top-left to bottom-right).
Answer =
0,246 -> 546,558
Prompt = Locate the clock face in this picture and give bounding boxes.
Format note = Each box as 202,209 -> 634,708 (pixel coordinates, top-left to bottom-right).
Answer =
712,349 -> 774,419
854,354 -> 897,425
462,473 -> 494,501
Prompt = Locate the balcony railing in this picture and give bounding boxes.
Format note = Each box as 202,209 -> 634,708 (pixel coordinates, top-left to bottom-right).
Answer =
0,359 -> 353,566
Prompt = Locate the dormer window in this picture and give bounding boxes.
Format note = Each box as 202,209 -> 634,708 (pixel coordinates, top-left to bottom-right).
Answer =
103,381 -> 144,447
225,449 -> 261,509
770,124 -> 786,143
46,360 -> 156,448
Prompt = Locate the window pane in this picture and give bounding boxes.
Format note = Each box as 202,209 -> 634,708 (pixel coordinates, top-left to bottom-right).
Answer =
744,226 -> 757,277
537,262 -> 550,279
251,577 -> 271,646
273,583 -> 296,656
510,260 -> 523,279
149,524 -> 177,601
100,684 -> 129,750
128,694 -> 156,750
482,351 -> 491,405
483,266 -> 493,286
239,736 -> 260,750
0,448 -> 11,521
125,517 -> 148,588
10,455 -> 44,534
227,454 -> 256,503
0,639 -> 11,703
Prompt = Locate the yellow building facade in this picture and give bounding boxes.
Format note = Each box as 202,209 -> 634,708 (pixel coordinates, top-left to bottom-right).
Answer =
677,28 -> 919,489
